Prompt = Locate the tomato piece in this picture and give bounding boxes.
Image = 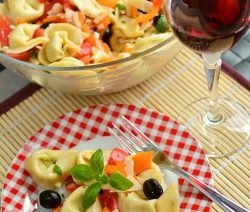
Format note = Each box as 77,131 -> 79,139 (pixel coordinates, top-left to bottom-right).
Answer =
6,51 -> 31,61
153,0 -> 163,5
64,176 -> 80,193
75,40 -> 92,59
0,15 -> 12,47
33,28 -> 45,38
99,190 -> 119,211
108,148 -> 128,165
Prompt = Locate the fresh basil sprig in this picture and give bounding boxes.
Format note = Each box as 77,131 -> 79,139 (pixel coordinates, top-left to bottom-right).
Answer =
70,149 -> 133,209
71,164 -> 96,181
109,173 -> 133,191
82,182 -> 102,209
90,149 -> 104,175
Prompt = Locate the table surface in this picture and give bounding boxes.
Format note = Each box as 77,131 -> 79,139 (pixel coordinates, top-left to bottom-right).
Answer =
0,47 -> 249,212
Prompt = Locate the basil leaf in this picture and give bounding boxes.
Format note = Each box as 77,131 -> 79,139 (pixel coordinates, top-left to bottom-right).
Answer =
109,173 -> 133,191
82,182 -> 102,209
90,149 -> 104,175
96,175 -> 109,185
71,164 -> 96,181
54,165 -> 62,175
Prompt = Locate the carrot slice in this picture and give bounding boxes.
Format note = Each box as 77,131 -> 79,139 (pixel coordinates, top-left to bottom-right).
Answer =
135,5 -> 160,24
130,6 -> 138,18
96,0 -> 118,8
132,151 -> 154,175
42,15 -> 66,24
105,161 -> 126,176
101,41 -> 111,53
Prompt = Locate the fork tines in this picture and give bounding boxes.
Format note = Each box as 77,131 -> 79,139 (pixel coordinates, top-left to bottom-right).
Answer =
108,115 -> 158,154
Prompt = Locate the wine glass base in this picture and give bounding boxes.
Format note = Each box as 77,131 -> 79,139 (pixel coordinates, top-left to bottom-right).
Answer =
178,98 -> 250,158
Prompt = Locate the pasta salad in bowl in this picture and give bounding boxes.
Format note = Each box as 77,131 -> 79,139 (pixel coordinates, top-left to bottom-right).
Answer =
25,148 -> 180,211
0,0 -> 182,95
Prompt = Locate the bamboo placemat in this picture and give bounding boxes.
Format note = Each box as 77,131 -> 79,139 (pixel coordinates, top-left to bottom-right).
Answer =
0,48 -> 249,211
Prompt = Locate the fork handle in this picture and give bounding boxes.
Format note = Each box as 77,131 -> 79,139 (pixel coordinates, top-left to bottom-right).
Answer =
171,167 -> 248,212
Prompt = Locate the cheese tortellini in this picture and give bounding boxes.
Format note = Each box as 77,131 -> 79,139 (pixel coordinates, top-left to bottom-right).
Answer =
38,23 -> 88,65
5,0 -> 44,23
61,187 -> 102,212
24,149 -> 78,188
3,24 -> 49,54
71,0 -> 107,18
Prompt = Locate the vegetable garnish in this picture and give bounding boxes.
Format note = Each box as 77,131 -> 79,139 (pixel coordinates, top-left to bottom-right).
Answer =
54,165 -> 62,175
154,15 -> 169,32
116,3 -> 126,11
70,149 -> 133,209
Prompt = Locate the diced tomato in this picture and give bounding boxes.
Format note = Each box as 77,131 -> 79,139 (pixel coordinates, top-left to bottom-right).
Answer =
108,148 -> 128,165
79,55 -> 91,65
33,28 -> 44,38
75,40 -> 92,59
65,182 -> 80,192
152,0 -> 163,5
0,15 -> 12,47
99,190 -> 119,211
6,51 -> 31,61
64,176 -> 80,193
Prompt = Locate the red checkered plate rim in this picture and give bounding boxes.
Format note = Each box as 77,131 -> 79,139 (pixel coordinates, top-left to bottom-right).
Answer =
1,104 -> 213,212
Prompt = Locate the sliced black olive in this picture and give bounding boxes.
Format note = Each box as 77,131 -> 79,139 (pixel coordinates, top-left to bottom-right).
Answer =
39,190 -> 62,209
40,22 -> 51,29
102,24 -> 113,45
143,178 -> 163,200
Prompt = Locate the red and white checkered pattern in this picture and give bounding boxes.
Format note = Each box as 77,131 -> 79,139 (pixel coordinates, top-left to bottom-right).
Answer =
1,104 -> 213,212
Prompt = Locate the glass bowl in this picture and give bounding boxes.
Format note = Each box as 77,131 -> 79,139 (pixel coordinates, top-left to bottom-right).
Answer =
0,36 -> 182,95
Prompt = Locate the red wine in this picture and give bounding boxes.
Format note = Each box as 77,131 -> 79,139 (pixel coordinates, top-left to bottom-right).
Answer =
165,0 -> 250,53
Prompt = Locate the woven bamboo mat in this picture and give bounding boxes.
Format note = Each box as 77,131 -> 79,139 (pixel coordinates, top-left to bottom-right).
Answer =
0,48 -> 249,211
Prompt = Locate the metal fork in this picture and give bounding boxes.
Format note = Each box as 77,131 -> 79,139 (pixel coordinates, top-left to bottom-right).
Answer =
108,115 -> 248,212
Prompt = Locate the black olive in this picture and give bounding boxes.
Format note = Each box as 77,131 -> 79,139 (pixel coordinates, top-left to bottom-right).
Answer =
102,24 -> 113,44
39,190 -> 62,209
143,178 -> 163,200
40,22 -> 51,29
153,15 -> 161,26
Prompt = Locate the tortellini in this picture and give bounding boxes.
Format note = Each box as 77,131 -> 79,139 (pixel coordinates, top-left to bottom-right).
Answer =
110,15 -> 144,52
5,0 -> 44,23
24,149 -> 78,188
60,187 -> 102,212
49,57 -> 84,67
77,150 -> 111,165
132,32 -> 172,53
3,24 -> 49,54
38,23 -> 88,65
119,183 -> 180,212
71,0 -> 107,18
113,15 -> 144,39
119,192 -> 157,212
121,0 -> 153,14
156,183 -> 180,212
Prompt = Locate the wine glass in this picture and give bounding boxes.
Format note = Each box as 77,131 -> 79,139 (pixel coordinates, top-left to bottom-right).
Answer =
163,0 -> 250,157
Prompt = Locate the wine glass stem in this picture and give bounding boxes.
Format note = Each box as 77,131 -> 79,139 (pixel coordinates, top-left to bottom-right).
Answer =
202,54 -> 223,123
